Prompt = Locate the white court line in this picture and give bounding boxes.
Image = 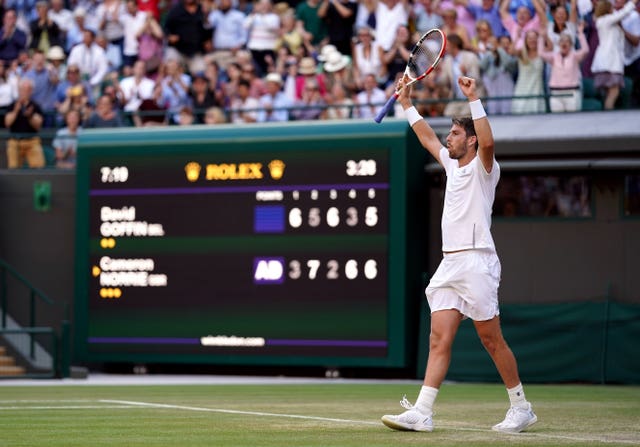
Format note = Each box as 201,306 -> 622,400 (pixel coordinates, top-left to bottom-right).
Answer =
101,399 -> 640,445
0,405 -> 140,410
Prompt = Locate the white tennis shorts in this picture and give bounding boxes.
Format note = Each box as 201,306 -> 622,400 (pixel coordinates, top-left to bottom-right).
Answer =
425,249 -> 501,321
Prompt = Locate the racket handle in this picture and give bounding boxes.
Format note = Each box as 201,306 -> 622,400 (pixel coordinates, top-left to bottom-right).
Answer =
374,94 -> 399,123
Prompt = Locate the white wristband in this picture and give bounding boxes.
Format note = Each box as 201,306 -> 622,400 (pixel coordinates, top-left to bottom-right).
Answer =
469,99 -> 486,120
405,106 -> 422,126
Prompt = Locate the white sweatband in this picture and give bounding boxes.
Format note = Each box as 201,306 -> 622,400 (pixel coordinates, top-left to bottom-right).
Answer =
469,99 -> 486,120
405,106 -> 422,126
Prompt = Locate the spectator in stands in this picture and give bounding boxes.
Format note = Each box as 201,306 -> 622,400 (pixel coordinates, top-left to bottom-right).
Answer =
291,77 -> 327,120
159,58 -> 192,123
325,80 -> 354,118
322,48 -> 356,94
590,0 -> 638,109
317,0 -> 358,56
136,10 -> 164,75
381,24 -> 412,88
67,28 -> 109,95
66,7 -> 88,53
459,0 -> 507,38
138,0 -> 161,21
295,56 -> 327,99
177,105 -> 195,125
4,78 -> 45,169
30,1 -> 64,54
230,78 -> 260,123
440,33 -> 484,116
618,0 -> 640,106
240,62 -> 267,98
413,0 -> 444,35
542,0 -> 578,52
276,9 -> 306,57
440,7 -> 472,49
204,106 -> 228,124
352,25 -> 385,89
164,0 -> 211,74
52,109 -> 82,169
189,71 -> 220,123
472,18 -> 496,53
47,45 -> 67,79
512,29 -> 545,113
119,0 -> 148,72
84,93 -> 123,127
296,0 -> 329,51
539,23 -> 589,112
244,0 -> 280,76
119,59 -> 155,113
355,0 -> 377,33
439,0 -> 477,42
96,0 -> 126,68
499,0 -> 545,50
0,61 -> 18,114
374,0 -> 410,52
479,34 -> 517,114
354,72 -> 386,118
23,50 -> 58,127
134,81 -> 168,126
208,0 -> 248,70
257,72 -> 292,121
48,0 -> 75,39
55,63 -> 92,113
95,32 -> 122,74
0,9 -> 27,67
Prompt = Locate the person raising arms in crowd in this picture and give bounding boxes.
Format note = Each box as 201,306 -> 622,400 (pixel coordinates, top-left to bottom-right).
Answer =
380,74 -> 537,434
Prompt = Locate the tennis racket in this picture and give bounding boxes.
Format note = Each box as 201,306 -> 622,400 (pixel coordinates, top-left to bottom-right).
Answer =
374,28 -> 447,123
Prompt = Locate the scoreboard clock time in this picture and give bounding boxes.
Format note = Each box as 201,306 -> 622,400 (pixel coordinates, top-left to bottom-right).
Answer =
74,122 -> 425,369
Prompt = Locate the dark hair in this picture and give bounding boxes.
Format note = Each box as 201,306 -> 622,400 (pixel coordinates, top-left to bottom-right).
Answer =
452,116 -> 478,150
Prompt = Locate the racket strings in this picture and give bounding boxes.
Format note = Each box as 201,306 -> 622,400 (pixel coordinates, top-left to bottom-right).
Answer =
407,34 -> 443,79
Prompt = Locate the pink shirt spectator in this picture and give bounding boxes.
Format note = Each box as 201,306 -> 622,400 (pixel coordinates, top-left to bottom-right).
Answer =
502,13 -> 540,49
440,0 -> 480,39
538,32 -> 589,88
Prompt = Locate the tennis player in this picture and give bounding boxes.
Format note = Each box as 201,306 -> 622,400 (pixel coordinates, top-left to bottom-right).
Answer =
381,75 -> 537,434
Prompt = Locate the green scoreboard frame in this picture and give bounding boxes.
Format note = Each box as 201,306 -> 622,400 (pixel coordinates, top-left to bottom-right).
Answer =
74,120 -> 426,369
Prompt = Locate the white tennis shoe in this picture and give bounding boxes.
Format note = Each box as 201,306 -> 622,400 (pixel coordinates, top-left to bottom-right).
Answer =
381,395 -> 434,432
492,402 -> 538,433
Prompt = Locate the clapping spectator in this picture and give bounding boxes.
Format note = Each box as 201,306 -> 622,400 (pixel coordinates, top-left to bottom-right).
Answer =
48,0 -> 75,38
159,58 -> 192,123
381,24 -> 412,88
0,61 -> 19,113
374,0 -> 409,52
119,59 -> 155,112
317,0 -> 358,56
257,72 -> 292,122
30,1 -> 64,53
413,0 -> 444,35
291,78 -> 327,120
322,49 -> 356,94
4,78 -> 45,169
295,56 -> 327,99
0,9 -> 27,67
352,25 -> 386,89
67,28 -> 109,94
296,0 -> 328,51
66,7 -> 89,53
53,109 -> 82,169
96,0 -> 126,68
136,11 -> 164,75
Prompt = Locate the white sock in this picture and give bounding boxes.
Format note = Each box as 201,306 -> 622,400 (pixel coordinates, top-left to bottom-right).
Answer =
507,383 -> 528,409
415,386 -> 438,416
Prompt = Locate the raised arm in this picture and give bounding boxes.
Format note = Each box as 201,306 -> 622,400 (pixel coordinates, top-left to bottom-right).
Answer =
397,75 -> 443,165
458,77 -> 495,172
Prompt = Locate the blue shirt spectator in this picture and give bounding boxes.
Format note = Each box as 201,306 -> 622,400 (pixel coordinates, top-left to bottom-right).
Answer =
208,0 -> 247,51
461,0 -> 508,37
23,50 -> 57,123
0,9 -> 27,65
257,72 -> 292,122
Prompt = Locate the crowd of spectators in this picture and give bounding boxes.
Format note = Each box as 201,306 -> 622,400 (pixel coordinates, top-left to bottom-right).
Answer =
0,0 -> 638,168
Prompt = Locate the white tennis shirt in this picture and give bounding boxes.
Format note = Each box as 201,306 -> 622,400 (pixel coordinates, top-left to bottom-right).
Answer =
438,147 -> 500,252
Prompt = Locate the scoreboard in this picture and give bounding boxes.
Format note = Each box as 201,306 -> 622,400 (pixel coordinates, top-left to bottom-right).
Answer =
74,121 -> 426,368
